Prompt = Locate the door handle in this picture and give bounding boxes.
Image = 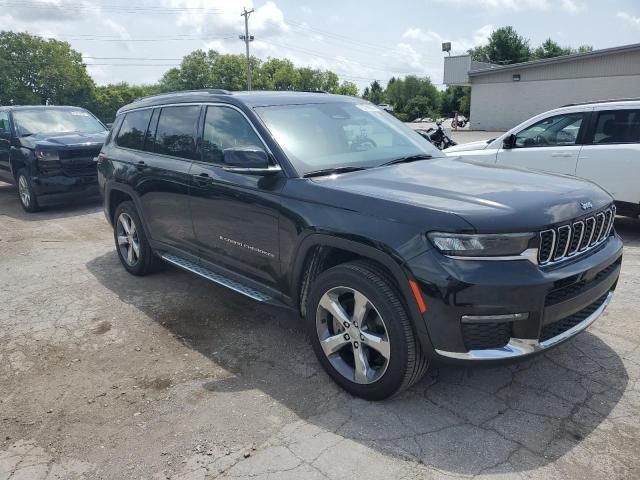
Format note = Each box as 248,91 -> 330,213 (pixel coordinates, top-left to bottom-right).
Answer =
135,160 -> 146,169
551,153 -> 573,158
193,172 -> 213,185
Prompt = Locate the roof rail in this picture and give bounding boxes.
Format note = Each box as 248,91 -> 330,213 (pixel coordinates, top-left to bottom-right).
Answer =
561,98 -> 640,107
132,89 -> 232,103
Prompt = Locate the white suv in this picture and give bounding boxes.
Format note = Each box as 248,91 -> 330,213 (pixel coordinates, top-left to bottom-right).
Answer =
446,100 -> 640,217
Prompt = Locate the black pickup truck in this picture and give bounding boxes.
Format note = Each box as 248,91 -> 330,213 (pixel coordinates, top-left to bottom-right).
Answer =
0,105 -> 108,212
97,90 -> 622,400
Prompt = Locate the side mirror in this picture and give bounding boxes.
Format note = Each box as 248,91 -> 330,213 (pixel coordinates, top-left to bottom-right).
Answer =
222,146 -> 280,174
503,133 -> 516,149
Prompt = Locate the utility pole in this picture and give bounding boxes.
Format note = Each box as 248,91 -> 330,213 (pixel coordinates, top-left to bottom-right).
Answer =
240,7 -> 255,90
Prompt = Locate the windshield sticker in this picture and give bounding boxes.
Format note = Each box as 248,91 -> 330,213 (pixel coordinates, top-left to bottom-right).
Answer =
356,104 -> 381,112
71,111 -> 90,116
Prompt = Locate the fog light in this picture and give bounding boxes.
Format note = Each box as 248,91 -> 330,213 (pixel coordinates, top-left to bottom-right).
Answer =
461,313 -> 529,324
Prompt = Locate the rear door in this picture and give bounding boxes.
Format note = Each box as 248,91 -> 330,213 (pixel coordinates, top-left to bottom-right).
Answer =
0,111 -> 12,182
495,110 -> 589,175
113,106 -> 197,250
577,107 -> 640,205
189,104 -> 283,287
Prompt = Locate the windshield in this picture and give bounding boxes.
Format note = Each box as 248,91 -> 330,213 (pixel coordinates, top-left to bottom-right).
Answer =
13,109 -> 106,136
254,102 -> 442,175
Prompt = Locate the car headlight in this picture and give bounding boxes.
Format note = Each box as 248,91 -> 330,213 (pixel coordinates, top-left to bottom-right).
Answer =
428,232 -> 535,257
35,150 -> 60,161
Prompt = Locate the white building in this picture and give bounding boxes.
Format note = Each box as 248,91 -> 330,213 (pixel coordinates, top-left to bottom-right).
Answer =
443,43 -> 640,131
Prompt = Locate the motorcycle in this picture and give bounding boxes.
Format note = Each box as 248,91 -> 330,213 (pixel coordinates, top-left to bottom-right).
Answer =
415,121 -> 457,150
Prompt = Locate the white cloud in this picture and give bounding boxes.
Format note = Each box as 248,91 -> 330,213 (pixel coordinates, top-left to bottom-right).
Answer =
437,0 -> 584,12
617,11 -> 640,27
402,28 -> 443,43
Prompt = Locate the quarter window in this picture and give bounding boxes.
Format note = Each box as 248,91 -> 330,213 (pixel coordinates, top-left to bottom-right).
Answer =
154,106 -> 200,160
515,113 -> 584,148
202,106 -> 264,164
0,112 -> 9,134
592,110 -> 640,144
116,109 -> 152,150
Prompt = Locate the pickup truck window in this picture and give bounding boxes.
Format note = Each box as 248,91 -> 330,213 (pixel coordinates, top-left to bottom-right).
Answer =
13,108 -> 106,137
202,106 -> 264,164
255,102 -> 441,175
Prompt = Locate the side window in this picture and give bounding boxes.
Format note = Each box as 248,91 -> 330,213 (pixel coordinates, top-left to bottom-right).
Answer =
0,111 -> 10,135
593,110 -> 640,144
515,113 -> 584,148
143,108 -> 161,153
202,106 -> 264,164
154,106 -> 200,160
116,109 -> 152,150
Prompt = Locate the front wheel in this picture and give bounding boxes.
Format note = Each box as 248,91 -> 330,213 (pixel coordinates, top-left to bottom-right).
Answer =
17,169 -> 40,213
306,260 -> 428,400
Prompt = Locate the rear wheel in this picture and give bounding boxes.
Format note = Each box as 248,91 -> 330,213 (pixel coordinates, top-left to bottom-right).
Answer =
17,169 -> 40,213
113,201 -> 158,276
306,260 -> 428,400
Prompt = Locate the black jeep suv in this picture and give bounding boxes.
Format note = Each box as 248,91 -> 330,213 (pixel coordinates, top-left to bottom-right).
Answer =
0,105 -> 108,212
98,90 -> 622,400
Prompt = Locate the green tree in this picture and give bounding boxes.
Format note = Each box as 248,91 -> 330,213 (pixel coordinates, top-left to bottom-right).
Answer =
441,86 -> 470,117
335,81 -> 358,97
0,31 -> 94,106
368,80 -> 384,104
469,26 -> 531,64
533,38 -> 572,59
386,75 -> 440,118
90,83 -> 160,123
362,86 -> 370,100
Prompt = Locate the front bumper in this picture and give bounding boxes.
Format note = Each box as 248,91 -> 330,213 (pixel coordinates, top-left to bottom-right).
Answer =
408,234 -> 623,362
31,174 -> 100,205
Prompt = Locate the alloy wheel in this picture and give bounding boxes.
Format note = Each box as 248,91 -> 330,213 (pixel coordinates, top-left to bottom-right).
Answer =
316,286 -> 391,384
116,212 -> 141,266
18,175 -> 31,208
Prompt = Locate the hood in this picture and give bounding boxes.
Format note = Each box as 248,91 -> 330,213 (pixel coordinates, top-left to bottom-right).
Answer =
313,158 -> 613,232
445,139 -> 494,153
20,131 -> 108,150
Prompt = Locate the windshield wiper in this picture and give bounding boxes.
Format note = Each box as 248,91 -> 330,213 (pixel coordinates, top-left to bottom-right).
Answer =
379,154 -> 433,167
303,166 -> 367,178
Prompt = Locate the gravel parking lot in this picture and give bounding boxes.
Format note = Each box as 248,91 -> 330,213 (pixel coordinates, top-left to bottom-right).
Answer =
1,180 -> 639,480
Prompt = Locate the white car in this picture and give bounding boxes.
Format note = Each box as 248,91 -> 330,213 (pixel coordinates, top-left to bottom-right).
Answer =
446,100 -> 640,217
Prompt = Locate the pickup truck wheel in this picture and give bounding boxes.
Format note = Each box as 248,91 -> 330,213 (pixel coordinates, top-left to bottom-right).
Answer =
113,201 -> 158,276
306,260 -> 427,400
17,169 -> 40,213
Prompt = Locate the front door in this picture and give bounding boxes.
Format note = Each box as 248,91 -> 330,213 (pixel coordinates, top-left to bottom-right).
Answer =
0,111 -> 12,182
189,105 -> 283,287
496,111 -> 588,175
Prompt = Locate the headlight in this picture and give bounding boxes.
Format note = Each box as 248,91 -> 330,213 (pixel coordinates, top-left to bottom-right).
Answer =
428,232 -> 535,257
35,150 -> 60,161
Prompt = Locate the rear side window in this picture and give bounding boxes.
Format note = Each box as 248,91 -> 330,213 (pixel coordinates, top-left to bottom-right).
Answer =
0,111 -> 10,134
202,106 -> 264,164
154,106 -> 200,160
592,110 -> 640,144
116,109 -> 152,150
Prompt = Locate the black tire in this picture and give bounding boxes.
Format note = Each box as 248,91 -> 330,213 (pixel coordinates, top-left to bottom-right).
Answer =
17,169 -> 40,213
113,201 -> 158,276
306,260 -> 428,400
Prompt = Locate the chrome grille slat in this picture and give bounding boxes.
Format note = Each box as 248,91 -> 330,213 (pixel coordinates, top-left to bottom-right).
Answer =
538,206 -> 615,266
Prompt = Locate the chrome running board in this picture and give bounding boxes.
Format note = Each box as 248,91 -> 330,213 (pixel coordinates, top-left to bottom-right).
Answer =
435,291 -> 614,360
161,253 -> 273,302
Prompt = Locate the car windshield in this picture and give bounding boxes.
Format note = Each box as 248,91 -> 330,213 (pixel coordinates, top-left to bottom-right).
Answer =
254,102 -> 442,175
13,108 -> 106,136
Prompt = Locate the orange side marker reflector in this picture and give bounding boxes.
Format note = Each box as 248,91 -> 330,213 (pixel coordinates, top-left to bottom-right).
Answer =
409,280 -> 427,313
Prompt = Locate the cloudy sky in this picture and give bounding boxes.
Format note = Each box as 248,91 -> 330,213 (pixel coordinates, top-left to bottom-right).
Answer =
1,0 -> 639,91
